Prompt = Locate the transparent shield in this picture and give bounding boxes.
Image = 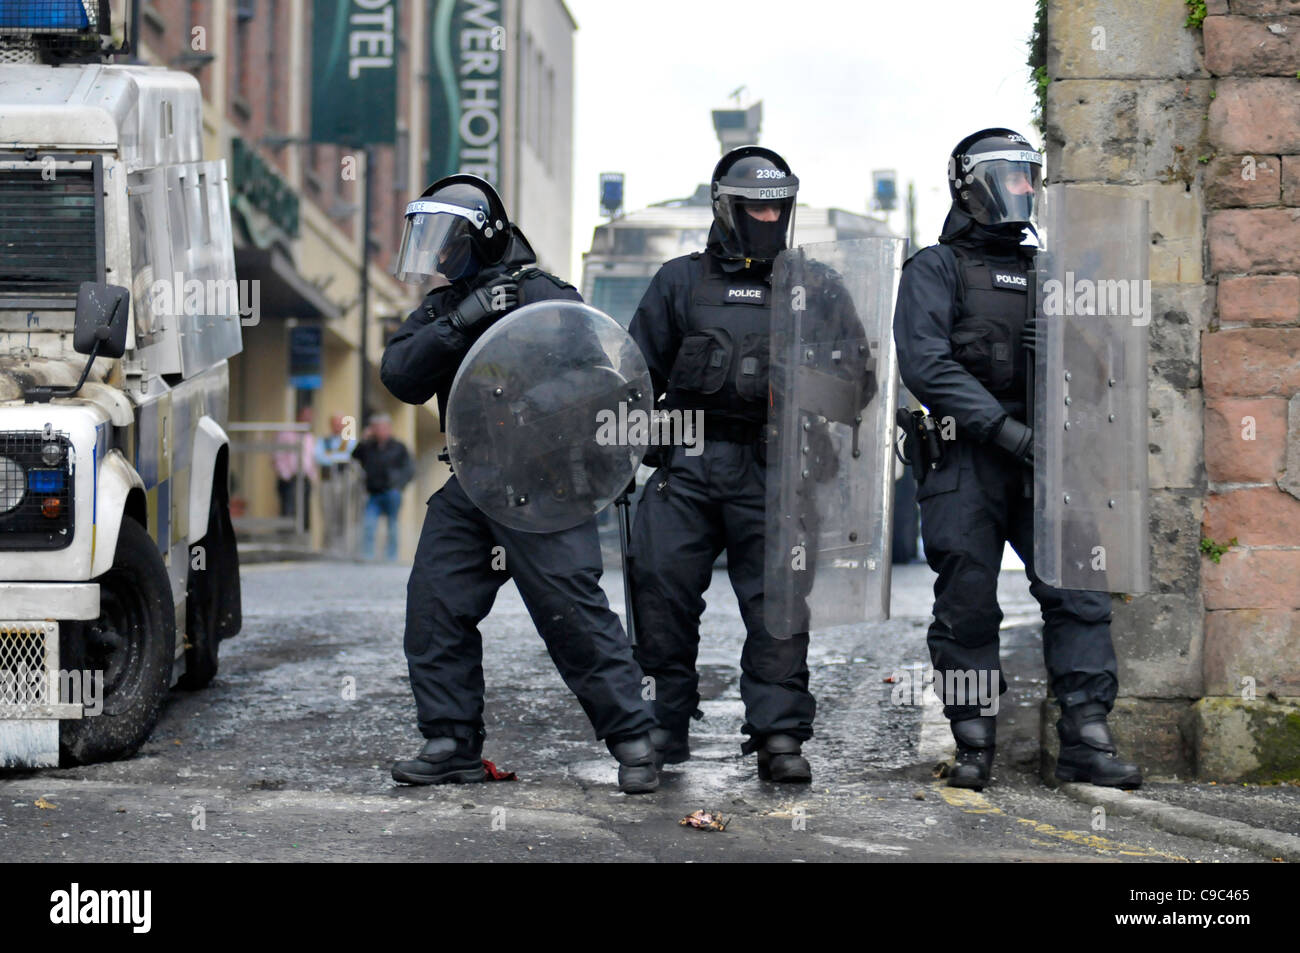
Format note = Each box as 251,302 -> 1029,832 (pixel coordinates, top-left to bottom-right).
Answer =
764,237 -> 904,638
1034,185 -> 1150,593
446,300 -> 652,533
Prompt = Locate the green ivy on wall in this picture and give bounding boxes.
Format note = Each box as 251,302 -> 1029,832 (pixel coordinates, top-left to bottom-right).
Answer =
1028,0 -> 1049,134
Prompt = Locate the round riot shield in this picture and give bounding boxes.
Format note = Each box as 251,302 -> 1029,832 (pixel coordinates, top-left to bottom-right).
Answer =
445,300 -> 652,533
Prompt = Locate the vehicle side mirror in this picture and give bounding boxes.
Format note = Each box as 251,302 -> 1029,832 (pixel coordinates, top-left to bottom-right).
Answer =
73,281 -> 131,359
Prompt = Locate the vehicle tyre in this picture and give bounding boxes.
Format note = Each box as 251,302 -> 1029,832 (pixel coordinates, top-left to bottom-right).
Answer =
60,517 -> 175,765
178,495 -> 225,690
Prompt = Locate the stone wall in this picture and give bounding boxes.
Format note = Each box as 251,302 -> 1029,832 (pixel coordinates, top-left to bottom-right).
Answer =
1044,0 -> 1300,780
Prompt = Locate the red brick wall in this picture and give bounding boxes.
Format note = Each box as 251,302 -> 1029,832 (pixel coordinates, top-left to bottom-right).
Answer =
1200,0 -> 1300,692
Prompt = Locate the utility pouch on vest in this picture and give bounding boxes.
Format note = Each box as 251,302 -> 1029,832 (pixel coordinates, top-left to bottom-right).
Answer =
668,327 -> 733,395
734,332 -> 769,402
951,320 -> 1016,392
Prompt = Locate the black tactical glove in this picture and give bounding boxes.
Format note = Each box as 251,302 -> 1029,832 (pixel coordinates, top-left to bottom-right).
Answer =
991,415 -> 1034,467
1020,315 -> 1040,356
641,444 -> 671,470
448,276 -> 518,334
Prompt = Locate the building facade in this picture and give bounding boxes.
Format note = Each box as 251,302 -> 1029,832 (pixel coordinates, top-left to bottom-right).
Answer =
129,0 -> 576,558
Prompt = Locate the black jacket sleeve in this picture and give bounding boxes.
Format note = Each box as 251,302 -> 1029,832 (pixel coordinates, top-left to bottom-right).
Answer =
380,288 -> 471,406
391,441 -> 414,489
380,272 -> 582,411
892,245 -> 1008,443
629,258 -> 690,399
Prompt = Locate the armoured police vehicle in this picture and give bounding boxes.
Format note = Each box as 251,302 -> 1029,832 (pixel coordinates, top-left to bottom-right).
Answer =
0,4 -> 242,767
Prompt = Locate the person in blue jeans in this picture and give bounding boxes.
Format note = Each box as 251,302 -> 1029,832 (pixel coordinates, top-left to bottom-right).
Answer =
352,414 -> 412,561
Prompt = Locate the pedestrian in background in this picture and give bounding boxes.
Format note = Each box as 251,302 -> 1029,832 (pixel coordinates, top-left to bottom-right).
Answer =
273,405 -> 316,532
352,413 -> 412,561
316,413 -> 358,554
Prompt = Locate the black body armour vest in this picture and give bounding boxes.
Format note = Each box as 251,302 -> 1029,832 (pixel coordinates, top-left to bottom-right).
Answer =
949,244 -> 1034,404
663,252 -> 772,425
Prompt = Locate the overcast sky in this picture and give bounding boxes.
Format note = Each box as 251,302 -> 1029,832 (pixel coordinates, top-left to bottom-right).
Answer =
565,0 -> 1039,278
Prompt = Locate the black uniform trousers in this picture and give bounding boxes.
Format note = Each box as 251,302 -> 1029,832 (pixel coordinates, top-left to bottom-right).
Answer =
629,440 -> 814,745
403,475 -> 656,744
919,437 -> 1119,721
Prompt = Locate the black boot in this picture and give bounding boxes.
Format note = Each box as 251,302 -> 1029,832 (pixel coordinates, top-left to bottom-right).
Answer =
392,735 -> 487,785
948,716 -> 996,790
1055,703 -> 1142,789
609,734 -> 660,794
649,726 -> 690,768
756,734 -> 811,783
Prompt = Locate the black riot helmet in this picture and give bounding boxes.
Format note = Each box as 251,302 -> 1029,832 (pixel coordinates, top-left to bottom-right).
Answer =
710,145 -> 799,263
393,174 -> 511,285
948,128 -> 1044,229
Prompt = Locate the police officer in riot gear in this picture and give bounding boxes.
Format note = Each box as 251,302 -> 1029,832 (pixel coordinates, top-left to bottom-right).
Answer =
628,146 -> 817,782
893,129 -> 1141,791
382,174 -> 660,794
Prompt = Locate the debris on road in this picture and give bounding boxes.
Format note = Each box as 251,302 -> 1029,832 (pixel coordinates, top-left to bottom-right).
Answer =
482,759 -> 517,781
680,809 -> 728,832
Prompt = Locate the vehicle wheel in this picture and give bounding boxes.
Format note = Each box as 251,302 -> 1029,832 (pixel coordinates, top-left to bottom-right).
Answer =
60,517 -> 176,765
179,496 -> 225,689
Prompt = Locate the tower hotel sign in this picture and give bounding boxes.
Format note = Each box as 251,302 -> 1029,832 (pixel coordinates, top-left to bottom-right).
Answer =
427,0 -> 505,185
310,0 -> 399,145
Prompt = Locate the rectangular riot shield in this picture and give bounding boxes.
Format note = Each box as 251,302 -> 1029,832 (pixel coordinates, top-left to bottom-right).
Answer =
1034,185 -> 1150,593
764,237 -> 904,638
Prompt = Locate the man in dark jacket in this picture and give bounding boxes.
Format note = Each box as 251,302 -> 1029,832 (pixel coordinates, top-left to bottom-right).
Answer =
628,146 -> 848,783
381,174 -> 659,794
351,414 -> 410,561
892,128 -> 1141,791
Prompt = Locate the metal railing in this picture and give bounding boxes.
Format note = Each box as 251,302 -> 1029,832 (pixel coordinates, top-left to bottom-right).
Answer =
227,421 -> 364,556
227,421 -> 310,540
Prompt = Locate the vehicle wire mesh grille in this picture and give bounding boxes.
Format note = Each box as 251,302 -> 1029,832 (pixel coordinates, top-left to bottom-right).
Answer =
0,35 -> 39,62
0,1 -> 103,33
0,165 -> 100,296
0,0 -> 102,32
0,2 -> 108,63
0,625 -> 51,707
0,430 -> 75,550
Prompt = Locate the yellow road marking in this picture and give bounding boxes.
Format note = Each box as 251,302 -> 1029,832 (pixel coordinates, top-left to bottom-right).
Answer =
933,782 -> 1187,861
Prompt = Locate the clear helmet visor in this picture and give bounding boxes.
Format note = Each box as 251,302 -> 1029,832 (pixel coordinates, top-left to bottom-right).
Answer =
965,157 -> 1043,227
714,176 -> 799,262
393,205 -> 482,285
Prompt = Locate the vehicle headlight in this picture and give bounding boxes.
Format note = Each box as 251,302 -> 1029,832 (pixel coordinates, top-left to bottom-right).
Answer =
0,456 -> 25,513
41,442 -> 64,466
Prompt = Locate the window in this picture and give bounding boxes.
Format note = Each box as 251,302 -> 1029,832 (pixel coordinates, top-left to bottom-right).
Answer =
544,66 -> 554,175
265,0 -> 279,129
0,160 -> 102,299
233,0 -> 256,105
590,276 -> 653,328
533,49 -> 544,160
